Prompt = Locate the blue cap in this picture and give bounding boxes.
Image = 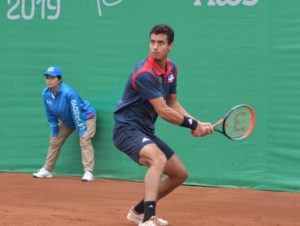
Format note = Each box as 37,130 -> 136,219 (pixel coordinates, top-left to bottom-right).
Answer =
44,66 -> 63,77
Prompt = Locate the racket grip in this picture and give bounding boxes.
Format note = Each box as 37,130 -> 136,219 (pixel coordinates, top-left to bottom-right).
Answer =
213,118 -> 224,128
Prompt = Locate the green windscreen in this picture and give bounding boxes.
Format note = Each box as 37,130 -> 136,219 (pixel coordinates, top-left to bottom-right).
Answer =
1,0 -> 300,192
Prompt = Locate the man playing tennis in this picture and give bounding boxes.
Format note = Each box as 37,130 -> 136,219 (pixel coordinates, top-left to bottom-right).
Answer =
113,24 -> 213,226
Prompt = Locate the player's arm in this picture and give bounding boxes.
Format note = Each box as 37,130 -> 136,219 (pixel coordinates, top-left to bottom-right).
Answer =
135,72 -> 212,136
165,93 -> 214,136
149,96 -> 185,125
166,93 -> 194,119
149,97 -> 213,137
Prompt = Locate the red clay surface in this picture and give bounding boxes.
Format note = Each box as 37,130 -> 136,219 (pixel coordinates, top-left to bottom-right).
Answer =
1,172 -> 300,226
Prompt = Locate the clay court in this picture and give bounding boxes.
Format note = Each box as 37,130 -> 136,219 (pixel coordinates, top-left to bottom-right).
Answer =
1,173 -> 300,226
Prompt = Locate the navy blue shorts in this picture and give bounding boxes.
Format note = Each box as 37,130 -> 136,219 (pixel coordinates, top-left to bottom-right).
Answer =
113,123 -> 175,163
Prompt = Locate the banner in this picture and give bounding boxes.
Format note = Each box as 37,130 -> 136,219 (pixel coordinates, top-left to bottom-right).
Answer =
1,0 -> 300,192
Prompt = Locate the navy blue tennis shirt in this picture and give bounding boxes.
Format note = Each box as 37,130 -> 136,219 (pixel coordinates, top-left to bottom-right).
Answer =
114,54 -> 178,136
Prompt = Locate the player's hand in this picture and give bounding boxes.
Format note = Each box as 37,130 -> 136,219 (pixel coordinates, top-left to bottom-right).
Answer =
81,134 -> 91,141
191,122 -> 213,137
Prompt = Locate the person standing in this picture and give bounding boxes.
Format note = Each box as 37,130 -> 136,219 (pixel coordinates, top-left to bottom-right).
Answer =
113,24 -> 213,226
33,66 -> 97,182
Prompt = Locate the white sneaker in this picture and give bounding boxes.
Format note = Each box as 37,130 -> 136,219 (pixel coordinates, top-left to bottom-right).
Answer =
81,171 -> 94,182
127,208 -> 144,224
138,216 -> 169,226
32,167 -> 53,178
127,208 -> 168,226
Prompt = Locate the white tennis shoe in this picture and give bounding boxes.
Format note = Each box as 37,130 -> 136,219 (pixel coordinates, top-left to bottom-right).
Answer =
32,167 -> 53,178
127,208 -> 143,224
127,208 -> 168,225
138,216 -> 169,226
81,171 -> 94,182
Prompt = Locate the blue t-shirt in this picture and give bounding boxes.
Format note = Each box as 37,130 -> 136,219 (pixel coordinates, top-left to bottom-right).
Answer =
114,54 -> 178,136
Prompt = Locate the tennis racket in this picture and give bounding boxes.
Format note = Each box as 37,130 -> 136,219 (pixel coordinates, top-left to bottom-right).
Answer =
213,104 -> 255,140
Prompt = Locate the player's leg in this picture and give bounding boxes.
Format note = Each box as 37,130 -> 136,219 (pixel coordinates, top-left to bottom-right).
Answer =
129,155 -> 186,212
131,138 -> 187,224
157,154 -> 188,200
113,124 -> 168,224
139,144 -> 167,200
80,117 -> 96,181
138,144 -> 167,223
150,136 -> 188,200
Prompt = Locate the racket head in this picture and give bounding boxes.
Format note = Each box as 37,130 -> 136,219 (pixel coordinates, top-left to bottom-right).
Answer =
222,104 -> 255,140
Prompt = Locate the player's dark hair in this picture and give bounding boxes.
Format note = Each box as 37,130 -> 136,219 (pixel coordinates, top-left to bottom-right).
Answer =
150,24 -> 174,44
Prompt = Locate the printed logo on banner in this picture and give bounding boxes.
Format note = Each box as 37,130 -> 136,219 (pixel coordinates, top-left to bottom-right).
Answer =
193,0 -> 259,7
3,0 -> 258,21
97,0 -> 123,17
4,0 -> 123,20
6,0 -> 61,20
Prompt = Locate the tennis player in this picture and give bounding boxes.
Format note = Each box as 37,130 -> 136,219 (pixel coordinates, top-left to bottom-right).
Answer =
113,24 -> 213,226
33,66 -> 97,182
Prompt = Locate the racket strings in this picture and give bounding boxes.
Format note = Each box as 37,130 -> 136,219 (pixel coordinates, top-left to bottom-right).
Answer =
224,107 -> 254,140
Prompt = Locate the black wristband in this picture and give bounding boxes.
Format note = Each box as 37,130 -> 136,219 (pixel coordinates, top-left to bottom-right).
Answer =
180,116 -> 198,130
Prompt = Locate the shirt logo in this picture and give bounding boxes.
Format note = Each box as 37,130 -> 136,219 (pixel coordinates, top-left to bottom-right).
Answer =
47,66 -> 54,72
46,100 -> 52,105
167,74 -> 175,83
71,99 -> 86,131
142,137 -> 150,142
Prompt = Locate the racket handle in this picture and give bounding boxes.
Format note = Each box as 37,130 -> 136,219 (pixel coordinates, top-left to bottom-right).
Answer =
213,118 -> 224,128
